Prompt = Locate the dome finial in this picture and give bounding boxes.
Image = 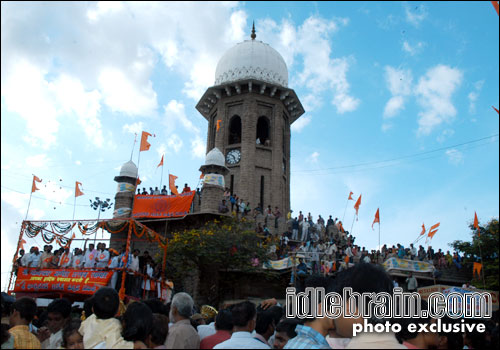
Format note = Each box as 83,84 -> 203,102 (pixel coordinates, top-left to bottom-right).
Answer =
251,21 -> 256,40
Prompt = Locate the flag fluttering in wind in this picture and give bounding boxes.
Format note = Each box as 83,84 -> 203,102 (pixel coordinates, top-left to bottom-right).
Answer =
200,172 -> 204,179
493,106 -> 499,114
473,262 -> 483,277
427,222 -> 440,239
169,174 -> 178,195
31,175 -> 42,193
348,191 -> 354,200
140,131 -> 153,152
474,212 -> 480,236
136,177 -> 142,185
354,195 -> 362,217
216,120 -> 222,132
492,1 -> 499,16
75,181 -> 84,197
420,223 -> 426,236
157,155 -> 164,168
339,221 -> 345,233
372,208 -> 380,230
20,239 -> 27,251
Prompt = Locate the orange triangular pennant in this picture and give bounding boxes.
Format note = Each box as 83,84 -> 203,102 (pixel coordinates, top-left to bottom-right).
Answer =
75,181 -> 84,197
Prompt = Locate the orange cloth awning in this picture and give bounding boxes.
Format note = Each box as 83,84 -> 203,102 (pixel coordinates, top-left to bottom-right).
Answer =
132,191 -> 195,218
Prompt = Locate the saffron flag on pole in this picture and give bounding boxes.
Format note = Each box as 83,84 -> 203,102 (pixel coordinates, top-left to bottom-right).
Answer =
493,106 -> 499,114
339,221 -> 345,233
20,239 -> 27,250
372,208 -> 380,230
216,120 -> 222,132
420,223 -> 426,236
474,212 -> 480,236
169,174 -> 179,195
157,155 -> 164,168
31,175 -> 42,193
199,172 -> 204,179
492,1 -> 499,15
348,191 -> 354,200
473,262 -> 483,277
139,131 -> 153,152
354,194 -> 362,216
75,181 -> 84,197
427,222 -> 440,239
136,177 -> 142,185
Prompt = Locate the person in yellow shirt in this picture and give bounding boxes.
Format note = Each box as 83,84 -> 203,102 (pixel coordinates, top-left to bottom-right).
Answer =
8,297 -> 41,349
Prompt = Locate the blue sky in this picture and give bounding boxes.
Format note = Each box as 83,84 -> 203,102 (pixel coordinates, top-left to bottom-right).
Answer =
1,2 -> 499,290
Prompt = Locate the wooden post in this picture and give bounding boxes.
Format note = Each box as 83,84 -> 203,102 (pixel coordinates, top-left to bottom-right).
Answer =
7,221 -> 27,294
119,220 -> 133,301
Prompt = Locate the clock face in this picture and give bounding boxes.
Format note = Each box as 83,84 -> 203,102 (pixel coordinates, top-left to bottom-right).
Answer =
226,149 -> 241,165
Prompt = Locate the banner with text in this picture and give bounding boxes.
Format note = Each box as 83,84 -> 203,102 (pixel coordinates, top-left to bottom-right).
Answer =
13,268 -> 113,295
132,191 -> 195,218
383,257 -> 435,273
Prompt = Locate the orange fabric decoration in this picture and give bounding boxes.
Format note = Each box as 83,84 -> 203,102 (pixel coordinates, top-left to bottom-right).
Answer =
31,175 -> 42,193
427,222 -> 440,239
169,174 -> 179,195
75,181 -> 84,197
354,195 -> 362,216
420,223 -> 426,236
132,192 -> 195,218
492,1 -> 499,15
139,131 -> 153,152
216,119 -> 222,132
136,177 -> 142,185
157,155 -> 164,168
493,106 -> 499,114
348,191 -> 354,200
473,262 -> 482,277
372,208 -> 380,230
20,239 -> 27,250
200,172 -> 204,179
474,212 -> 480,236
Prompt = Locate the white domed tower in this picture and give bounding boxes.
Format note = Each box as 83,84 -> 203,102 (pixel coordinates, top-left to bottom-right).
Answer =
196,23 -> 304,215
113,160 -> 138,218
199,148 -> 229,213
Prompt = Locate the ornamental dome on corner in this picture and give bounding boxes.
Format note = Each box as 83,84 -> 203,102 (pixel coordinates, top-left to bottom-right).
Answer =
204,148 -> 225,167
214,39 -> 288,87
119,160 -> 138,178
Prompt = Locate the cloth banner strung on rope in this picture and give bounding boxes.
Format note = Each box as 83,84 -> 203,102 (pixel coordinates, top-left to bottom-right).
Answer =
383,257 -> 435,273
262,256 -> 300,270
132,191 -> 195,218
13,268 -> 113,295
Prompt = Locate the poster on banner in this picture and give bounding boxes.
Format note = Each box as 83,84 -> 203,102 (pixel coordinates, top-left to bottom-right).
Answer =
132,191 -> 195,218
117,183 -> 136,193
203,174 -> 225,187
382,257 -> 435,273
442,287 -> 497,314
13,268 -> 113,295
262,256 -> 300,270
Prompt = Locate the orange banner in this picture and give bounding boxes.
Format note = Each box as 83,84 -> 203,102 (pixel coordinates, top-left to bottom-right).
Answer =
13,268 -> 113,295
132,191 -> 195,218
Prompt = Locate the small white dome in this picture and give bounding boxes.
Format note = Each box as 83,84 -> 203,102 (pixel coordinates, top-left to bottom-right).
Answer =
205,148 -> 225,167
215,39 -> 288,87
119,160 -> 138,178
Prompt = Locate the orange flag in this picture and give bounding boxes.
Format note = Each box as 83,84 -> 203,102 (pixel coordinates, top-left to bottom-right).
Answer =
354,195 -> 362,216
216,120 -> 222,132
348,191 -> 354,200
136,177 -> 142,185
20,239 -> 27,250
339,221 -> 345,233
31,175 -> 42,193
200,172 -> 204,179
372,208 -> 380,230
169,174 -> 179,195
473,262 -> 482,277
420,223 -> 426,236
75,181 -> 84,197
157,155 -> 164,168
474,212 -> 480,236
492,1 -> 499,15
140,131 -> 153,152
493,106 -> 499,114
427,222 -> 440,239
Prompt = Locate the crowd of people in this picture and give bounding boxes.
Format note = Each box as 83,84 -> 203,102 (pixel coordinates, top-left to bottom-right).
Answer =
2,264 -> 498,349
137,183 -> 193,196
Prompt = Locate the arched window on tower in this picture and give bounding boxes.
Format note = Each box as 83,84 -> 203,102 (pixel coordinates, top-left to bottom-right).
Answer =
228,116 -> 241,145
256,117 -> 270,146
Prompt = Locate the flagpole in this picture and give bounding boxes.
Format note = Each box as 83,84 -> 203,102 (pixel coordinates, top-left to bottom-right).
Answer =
72,196 -> 77,221
476,227 -> 486,289
350,214 -> 356,236
160,159 -> 164,190
24,191 -> 33,221
378,220 -> 381,251
130,133 -> 138,161
342,197 -> 349,223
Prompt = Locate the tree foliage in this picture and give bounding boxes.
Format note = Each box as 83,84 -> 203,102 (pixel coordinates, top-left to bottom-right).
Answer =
450,218 -> 499,290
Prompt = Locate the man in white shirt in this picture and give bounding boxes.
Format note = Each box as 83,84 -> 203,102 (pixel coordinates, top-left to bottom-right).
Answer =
300,220 -> 309,242
127,249 -> 140,297
58,248 -> 72,268
71,248 -> 84,269
95,243 -> 110,268
21,248 -> 32,267
83,242 -> 97,269
27,247 -> 41,267
38,298 -> 71,349
214,301 -> 270,349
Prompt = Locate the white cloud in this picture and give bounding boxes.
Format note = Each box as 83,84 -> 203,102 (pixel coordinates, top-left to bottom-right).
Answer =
402,40 -> 425,56
415,65 -> 463,136
26,154 -> 49,168
381,123 -> 394,132
87,1 -> 124,21
123,122 -> 144,135
445,149 -> 464,165
163,100 -> 200,134
75,160 -> 82,165
468,80 -> 484,114
191,136 -> 206,159
404,2 -> 428,27
309,152 -> 320,163
437,129 -> 455,143
291,115 -> 312,133
383,66 -> 413,119
384,96 -> 405,119
167,134 -> 183,153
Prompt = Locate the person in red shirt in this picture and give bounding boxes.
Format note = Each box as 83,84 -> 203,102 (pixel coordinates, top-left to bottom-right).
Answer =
200,309 -> 233,349
182,183 -> 191,193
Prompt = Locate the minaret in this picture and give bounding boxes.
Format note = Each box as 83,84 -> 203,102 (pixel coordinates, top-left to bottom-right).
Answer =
199,148 -> 229,213
113,160 -> 138,218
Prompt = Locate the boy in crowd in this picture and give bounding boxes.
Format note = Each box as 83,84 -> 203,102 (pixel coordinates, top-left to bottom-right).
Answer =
8,297 -> 41,349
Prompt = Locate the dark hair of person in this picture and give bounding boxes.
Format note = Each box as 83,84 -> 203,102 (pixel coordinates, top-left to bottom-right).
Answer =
1,324 -> 11,346
121,302 -> 153,343
11,297 -> 37,322
149,314 -> 169,346
327,263 -> 394,325
437,316 -> 464,349
396,299 -> 432,341
231,301 -> 256,327
93,287 -> 119,319
214,309 -> 233,331
61,320 -> 82,348
265,305 -> 284,326
143,298 -> 168,316
255,311 -> 274,336
83,296 -> 94,318
47,298 -> 72,319
275,318 -> 301,339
